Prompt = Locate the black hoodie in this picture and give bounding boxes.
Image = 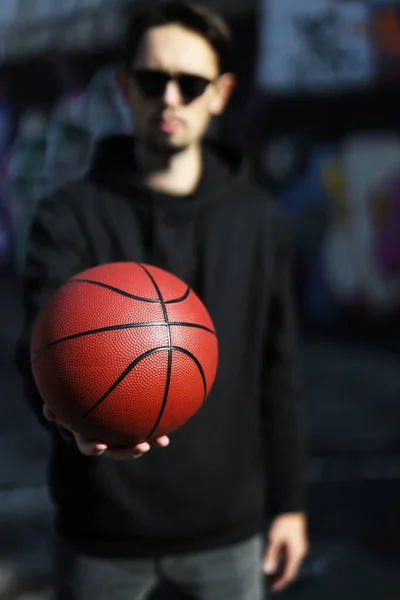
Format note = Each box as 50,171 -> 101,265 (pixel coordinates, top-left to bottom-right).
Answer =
15,135 -> 306,557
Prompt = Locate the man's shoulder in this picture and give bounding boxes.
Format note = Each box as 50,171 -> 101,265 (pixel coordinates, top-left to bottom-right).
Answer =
230,174 -> 286,226
207,143 -> 281,219
38,180 -> 98,215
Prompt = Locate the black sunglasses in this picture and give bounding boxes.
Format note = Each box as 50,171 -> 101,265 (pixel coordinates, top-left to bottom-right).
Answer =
128,68 -> 214,104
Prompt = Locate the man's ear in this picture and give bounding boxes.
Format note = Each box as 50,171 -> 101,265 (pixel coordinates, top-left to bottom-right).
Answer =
209,73 -> 236,116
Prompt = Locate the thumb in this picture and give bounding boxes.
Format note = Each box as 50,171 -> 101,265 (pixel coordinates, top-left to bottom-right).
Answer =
263,539 -> 282,575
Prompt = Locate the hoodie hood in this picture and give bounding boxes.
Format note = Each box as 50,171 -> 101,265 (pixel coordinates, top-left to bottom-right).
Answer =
87,134 -> 244,212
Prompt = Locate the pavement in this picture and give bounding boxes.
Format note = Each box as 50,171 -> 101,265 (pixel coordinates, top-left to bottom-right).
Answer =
1,268 -> 400,599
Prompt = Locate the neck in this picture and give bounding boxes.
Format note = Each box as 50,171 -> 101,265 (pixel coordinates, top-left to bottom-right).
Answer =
134,140 -> 202,196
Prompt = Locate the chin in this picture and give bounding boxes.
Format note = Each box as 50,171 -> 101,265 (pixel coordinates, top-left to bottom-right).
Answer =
147,135 -> 189,156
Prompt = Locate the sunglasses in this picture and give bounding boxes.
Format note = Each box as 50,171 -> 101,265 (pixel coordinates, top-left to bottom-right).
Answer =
128,68 -> 214,104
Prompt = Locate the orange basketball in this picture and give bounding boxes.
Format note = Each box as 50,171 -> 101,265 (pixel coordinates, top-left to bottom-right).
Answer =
30,262 -> 218,445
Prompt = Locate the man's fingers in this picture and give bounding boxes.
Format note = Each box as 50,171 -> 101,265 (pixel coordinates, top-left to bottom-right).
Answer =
105,442 -> 151,460
104,436 -> 170,459
77,441 -> 108,456
132,442 -> 151,457
265,513 -> 309,591
43,403 -> 171,459
154,436 -> 170,448
270,552 -> 302,592
75,435 -> 108,456
263,540 -> 282,575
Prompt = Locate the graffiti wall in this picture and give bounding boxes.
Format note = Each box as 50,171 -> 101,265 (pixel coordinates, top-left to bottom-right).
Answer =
258,0 -> 373,93
258,0 -> 400,93
253,0 -> 400,333
273,134 -> 400,325
0,55 -> 133,271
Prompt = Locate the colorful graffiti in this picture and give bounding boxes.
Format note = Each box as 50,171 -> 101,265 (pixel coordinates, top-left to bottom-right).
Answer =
277,133 -> 400,320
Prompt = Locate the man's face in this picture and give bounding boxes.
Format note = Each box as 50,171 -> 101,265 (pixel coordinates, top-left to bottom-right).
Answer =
118,24 -> 234,153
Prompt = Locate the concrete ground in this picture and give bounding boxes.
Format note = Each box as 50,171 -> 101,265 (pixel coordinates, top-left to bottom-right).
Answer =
1,268 -> 400,599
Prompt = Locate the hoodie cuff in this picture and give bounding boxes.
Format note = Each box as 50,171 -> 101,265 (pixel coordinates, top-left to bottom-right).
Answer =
267,482 -> 307,519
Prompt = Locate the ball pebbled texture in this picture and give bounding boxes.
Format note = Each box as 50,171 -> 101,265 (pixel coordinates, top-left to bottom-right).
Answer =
30,262 -> 218,445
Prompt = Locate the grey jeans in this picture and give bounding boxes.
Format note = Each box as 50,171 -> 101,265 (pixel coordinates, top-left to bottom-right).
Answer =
54,535 -> 265,600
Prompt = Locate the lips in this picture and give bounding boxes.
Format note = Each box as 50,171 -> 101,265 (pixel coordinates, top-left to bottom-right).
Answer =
159,117 -> 182,134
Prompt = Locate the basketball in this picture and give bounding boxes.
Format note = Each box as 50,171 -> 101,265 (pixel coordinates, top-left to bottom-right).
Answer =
30,262 -> 218,445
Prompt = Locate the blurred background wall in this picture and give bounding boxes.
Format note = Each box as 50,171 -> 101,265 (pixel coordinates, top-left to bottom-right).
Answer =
0,1 -> 400,599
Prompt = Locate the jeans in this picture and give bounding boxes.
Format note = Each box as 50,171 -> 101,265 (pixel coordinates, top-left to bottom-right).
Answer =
54,534 -> 265,600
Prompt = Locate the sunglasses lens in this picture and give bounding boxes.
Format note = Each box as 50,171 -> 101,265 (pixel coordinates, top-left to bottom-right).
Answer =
178,75 -> 210,103
131,70 -> 211,104
134,70 -> 169,98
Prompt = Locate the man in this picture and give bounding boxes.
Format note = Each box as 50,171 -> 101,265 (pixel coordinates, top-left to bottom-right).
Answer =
16,1 -> 308,598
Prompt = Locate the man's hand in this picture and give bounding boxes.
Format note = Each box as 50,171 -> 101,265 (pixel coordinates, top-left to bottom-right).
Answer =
43,405 -> 170,459
263,512 -> 308,593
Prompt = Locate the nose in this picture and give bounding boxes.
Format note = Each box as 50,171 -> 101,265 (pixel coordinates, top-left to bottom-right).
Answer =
162,80 -> 182,107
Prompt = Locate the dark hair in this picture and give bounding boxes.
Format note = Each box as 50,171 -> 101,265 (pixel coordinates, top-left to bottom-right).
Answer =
124,0 -> 234,74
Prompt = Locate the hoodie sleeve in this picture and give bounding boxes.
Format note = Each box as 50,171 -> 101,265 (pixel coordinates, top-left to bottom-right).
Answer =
15,188 -> 90,430
262,211 -> 307,519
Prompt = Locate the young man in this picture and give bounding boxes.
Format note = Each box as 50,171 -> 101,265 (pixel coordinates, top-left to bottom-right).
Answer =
16,2 -> 308,598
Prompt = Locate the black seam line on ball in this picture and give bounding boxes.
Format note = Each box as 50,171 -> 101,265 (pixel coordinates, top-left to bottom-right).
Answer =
173,346 -> 207,402
165,287 -> 190,303
138,264 -> 172,441
69,279 -> 159,302
80,346 -> 208,421
31,322 -> 216,361
80,346 -> 168,420
67,278 -> 191,304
